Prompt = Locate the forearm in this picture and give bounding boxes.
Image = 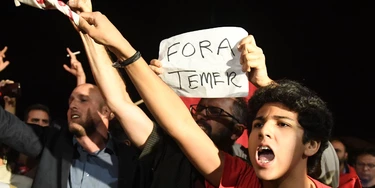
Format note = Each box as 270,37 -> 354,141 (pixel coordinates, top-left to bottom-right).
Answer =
0,106 -> 42,157
79,32 -> 153,148
76,75 -> 86,86
122,50 -> 223,185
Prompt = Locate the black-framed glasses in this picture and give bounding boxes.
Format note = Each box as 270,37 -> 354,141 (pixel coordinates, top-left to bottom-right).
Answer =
355,162 -> 375,169
189,104 -> 240,124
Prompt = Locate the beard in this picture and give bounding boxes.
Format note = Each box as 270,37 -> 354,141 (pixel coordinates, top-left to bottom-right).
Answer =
338,157 -> 346,166
196,119 -> 233,151
69,111 -> 97,137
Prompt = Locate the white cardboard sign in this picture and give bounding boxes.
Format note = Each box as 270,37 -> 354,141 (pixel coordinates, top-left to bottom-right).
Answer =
158,27 -> 249,98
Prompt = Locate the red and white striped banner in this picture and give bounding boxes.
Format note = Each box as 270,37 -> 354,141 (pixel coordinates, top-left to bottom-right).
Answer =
14,0 -> 79,25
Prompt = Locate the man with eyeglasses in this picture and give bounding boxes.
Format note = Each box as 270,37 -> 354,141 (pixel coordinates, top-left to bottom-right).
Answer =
189,98 -> 249,161
354,147 -> 375,188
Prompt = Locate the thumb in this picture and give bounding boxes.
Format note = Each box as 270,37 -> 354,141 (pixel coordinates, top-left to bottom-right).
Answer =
78,15 -> 95,35
63,64 -> 73,73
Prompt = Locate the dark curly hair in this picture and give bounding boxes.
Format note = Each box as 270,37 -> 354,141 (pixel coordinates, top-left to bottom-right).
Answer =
247,79 -> 333,177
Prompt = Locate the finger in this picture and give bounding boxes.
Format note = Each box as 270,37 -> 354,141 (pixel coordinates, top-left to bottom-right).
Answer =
240,43 -> 261,56
237,35 -> 256,49
4,80 -> 14,84
67,48 -> 77,60
1,46 -> 8,55
67,0 -> 78,9
150,59 -> 163,67
243,53 -> 263,62
78,14 -> 96,35
149,64 -> 163,75
79,12 -> 101,26
2,61 -> 10,68
63,64 -> 73,73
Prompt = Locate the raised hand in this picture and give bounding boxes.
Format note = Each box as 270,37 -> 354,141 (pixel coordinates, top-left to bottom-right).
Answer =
237,35 -> 272,87
149,59 -> 164,75
0,46 -> 10,72
63,48 -> 86,85
77,12 -> 128,50
0,79 -> 16,114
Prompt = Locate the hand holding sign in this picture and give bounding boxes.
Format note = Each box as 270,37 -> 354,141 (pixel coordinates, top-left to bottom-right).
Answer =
238,35 -> 272,88
14,0 -> 80,25
149,59 -> 164,75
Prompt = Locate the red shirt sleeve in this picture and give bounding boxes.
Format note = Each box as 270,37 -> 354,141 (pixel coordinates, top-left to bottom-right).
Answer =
205,152 -> 261,188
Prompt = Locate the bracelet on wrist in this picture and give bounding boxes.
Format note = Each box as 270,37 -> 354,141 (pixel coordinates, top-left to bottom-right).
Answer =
112,51 -> 141,68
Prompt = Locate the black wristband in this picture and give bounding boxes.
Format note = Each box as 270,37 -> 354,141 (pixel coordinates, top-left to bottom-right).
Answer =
112,51 -> 141,68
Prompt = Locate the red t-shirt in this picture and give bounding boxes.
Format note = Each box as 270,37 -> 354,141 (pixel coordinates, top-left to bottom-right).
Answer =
205,152 -> 331,188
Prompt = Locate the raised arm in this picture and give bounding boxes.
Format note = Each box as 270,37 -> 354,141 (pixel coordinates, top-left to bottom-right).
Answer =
0,79 -> 17,115
0,106 -> 42,158
66,4 -> 154,148
76,12 -> 224,186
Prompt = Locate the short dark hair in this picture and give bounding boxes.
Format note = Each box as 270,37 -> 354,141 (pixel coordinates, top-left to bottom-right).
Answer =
330,137 -> 348,153
24,103 -> 51,121
232,97 -> 249,126
356,147 -> 375,161
247,79 -> 334,177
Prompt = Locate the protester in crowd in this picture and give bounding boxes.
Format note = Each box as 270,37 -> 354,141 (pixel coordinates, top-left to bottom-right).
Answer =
354,147 -> 375,188
331,137 -> 361,188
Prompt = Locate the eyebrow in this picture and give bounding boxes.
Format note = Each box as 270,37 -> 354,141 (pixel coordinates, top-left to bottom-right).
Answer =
254,115 -> 295,121
69,94 -> 90,100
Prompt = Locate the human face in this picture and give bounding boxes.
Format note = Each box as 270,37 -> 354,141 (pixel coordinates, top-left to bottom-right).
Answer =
26,110 -> 50,127
248,102 -> 308,181
67,84 -> 105,137
191,98 -> 240,149
355,154 -> 375,183
331,140 -> 347,165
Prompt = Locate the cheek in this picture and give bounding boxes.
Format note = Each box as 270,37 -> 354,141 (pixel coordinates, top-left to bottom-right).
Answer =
247,131 -> 258,154
67,110 -> 71,120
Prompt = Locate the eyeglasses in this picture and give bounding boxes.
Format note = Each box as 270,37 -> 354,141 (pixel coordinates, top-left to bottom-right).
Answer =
355,162 -> 375,169
189,104 -> 240,124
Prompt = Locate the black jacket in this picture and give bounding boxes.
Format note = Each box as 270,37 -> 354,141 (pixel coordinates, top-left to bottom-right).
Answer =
0,107 -> 139,188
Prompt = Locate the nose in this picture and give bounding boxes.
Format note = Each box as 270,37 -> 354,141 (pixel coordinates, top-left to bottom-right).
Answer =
258,121 -> 272,139
69,99 -> 78,110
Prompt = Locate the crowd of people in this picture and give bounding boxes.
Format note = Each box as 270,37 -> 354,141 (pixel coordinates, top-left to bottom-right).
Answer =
0,0 -> 374,188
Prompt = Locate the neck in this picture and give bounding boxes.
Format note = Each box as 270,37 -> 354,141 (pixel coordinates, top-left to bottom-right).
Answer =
262,160 -> 314,188
76,130 -> 108,153
339,163 -> 345,173
0,158 -> 4,166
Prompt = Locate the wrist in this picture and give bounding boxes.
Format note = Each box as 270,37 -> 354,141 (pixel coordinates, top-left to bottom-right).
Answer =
110,39 -> 137,62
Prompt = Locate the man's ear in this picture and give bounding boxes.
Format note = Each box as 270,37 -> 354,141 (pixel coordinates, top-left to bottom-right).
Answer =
231,123 -> 246,141
101,106 -> 112,119
304,140 -> 321,157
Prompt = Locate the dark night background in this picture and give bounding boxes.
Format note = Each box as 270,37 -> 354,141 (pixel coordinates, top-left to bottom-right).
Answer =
0,1 -> 373,142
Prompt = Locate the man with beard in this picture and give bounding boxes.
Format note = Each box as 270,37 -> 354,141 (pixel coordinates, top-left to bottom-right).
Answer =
0,83 -> 139,188
331,138 -> 361,188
